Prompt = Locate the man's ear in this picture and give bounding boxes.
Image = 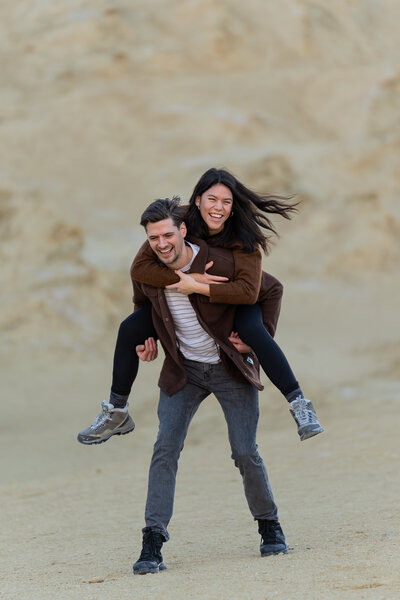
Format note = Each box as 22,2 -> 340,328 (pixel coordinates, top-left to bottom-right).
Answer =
180,222 -> 187,238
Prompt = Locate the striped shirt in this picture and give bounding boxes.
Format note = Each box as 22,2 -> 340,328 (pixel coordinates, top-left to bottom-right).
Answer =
164,242 -> 220,363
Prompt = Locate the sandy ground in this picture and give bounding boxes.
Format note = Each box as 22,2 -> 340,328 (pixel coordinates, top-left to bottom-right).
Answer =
1,1 -> 400,598
1,280 -> 399,599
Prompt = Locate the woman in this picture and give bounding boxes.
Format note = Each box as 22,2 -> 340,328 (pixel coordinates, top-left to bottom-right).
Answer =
77,168 -> 323,445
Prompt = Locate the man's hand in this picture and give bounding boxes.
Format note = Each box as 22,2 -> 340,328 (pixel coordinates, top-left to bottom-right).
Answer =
228,331 -> 253,354
136,337 -> 158,362
190,261 -> 229,285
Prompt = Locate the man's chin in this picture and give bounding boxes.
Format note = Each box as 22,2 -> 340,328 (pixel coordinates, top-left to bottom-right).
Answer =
158,255 -> 176,267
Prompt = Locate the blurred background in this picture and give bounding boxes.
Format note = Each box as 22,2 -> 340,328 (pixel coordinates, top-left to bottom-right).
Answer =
1,1 -> 399,598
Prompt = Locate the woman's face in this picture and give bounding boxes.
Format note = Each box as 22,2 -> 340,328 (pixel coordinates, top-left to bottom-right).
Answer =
195,183 -> 233,235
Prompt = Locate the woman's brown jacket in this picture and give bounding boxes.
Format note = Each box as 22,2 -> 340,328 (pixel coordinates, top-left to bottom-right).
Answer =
131,237 -> 283,396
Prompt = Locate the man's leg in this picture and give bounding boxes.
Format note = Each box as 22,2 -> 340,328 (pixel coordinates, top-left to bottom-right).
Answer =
134,377 -> 207,574
209,363 -> 277,520
209,362 -> 287,555
134,365 -> 209,574
144,382 -> 208,538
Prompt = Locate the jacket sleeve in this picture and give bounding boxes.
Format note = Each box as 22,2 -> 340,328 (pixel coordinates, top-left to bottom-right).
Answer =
256,272 -> 284,338
131,277 -> 149,311
208,246 -> 262,305
130,240 -> 180,287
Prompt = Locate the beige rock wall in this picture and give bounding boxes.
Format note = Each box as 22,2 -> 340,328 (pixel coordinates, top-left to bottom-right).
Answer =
1,1 -> 399,354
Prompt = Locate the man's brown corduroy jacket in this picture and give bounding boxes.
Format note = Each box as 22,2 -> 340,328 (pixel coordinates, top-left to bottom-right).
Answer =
132,237 -> 283,396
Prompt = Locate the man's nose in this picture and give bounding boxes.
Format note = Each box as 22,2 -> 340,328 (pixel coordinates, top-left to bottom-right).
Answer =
158,237 -> 168,248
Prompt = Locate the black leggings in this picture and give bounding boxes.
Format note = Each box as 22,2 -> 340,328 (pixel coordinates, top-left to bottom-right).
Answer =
234,304 -> 299,397
111,301 -> 299,399
111,302 -> 157,396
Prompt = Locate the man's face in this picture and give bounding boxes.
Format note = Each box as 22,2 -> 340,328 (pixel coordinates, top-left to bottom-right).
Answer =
146,218 -> 188,268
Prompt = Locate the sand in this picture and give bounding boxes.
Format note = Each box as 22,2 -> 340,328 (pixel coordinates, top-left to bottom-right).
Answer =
1,1 -> 399,598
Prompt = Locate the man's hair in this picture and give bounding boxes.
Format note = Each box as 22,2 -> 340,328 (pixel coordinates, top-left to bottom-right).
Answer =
140,196 -> 185,229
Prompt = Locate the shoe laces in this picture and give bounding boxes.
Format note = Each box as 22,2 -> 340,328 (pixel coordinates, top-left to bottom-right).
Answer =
291,396 -> 310,425
90,401 -> 112,430
259,520 -> 281,542
139,530 -> 163,562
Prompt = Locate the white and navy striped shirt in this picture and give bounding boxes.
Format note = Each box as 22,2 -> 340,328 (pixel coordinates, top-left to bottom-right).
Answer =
164,242 -> 220,363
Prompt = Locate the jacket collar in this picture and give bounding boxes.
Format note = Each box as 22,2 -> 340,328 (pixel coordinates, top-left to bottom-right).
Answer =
186,236 -> 209,273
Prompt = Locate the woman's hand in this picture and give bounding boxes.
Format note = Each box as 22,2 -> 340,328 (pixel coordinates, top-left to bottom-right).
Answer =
136,337 -> 158,361
165,271 -> 208,295
228,331 -> 253,354
165,262 -> 228,296
190,261 -> 229,284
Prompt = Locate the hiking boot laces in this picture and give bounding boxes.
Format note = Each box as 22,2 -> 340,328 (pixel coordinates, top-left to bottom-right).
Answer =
291,396 -> 311,424
89,401 -> 113,430
138,530 -> 163,563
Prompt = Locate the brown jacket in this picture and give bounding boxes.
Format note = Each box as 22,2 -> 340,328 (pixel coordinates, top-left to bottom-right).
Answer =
132,237 -> 283,396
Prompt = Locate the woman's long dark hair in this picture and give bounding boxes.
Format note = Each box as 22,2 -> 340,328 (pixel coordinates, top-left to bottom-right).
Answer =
185,167 -> 298,253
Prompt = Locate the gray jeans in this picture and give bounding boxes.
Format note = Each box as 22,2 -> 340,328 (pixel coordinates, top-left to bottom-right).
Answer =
144,359 -> 278,541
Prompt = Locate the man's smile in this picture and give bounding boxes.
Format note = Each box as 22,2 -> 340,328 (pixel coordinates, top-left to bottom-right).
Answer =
157,247 -> 174,259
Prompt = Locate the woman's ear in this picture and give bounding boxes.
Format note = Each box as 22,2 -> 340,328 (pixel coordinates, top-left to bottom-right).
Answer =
195,196 -> 200,208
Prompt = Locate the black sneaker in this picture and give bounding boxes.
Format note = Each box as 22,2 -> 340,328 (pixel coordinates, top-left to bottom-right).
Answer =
258,519 -> 288,556
133,528 -> 167,575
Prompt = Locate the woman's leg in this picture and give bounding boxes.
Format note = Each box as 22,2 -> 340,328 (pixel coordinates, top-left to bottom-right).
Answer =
77,302 -> 157,445
234,304 -> 300,399
234,304 -> 324,441
111,302 -> 158,403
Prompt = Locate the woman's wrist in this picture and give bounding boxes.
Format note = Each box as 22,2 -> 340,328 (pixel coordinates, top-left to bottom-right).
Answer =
193,281 -> 210,296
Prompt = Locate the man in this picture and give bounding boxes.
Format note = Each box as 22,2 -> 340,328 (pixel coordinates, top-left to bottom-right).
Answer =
131,198 -> 287,575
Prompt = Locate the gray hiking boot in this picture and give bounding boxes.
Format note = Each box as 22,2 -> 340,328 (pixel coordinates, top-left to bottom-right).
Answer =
289,396 -> 324,441
77,401 -> 135,445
